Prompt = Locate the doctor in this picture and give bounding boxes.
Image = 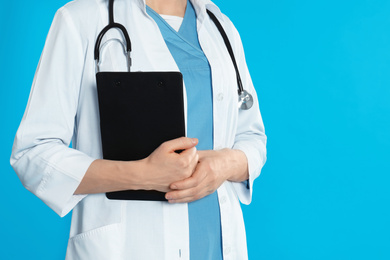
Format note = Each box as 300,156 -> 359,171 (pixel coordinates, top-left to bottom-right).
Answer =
11,0 -> 266,259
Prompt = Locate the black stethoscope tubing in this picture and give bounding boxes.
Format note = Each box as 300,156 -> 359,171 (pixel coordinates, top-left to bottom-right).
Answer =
94,0 -> 253,110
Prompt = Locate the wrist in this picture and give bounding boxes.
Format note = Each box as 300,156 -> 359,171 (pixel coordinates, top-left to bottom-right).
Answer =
118,159 -> 149,190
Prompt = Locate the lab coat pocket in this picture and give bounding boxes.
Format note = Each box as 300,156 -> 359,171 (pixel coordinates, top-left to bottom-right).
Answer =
66,223 -> 125,260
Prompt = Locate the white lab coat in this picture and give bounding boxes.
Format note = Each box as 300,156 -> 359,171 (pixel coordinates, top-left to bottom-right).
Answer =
10,0 -> 267,259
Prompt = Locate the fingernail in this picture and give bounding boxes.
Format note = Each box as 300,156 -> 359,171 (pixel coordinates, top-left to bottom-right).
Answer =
191,138 -> 197,144
169,200 -> 176,203
166,195 -> 172,200
171,185 -> 177,189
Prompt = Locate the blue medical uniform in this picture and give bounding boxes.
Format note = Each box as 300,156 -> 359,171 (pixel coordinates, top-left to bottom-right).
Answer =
147,2 -> 223,259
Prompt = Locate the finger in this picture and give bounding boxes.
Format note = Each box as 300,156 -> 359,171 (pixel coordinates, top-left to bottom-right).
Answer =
173,147 -> 198,175
167,186 -> 211,203
188,151 -> 199,171
161,137 -> 198,153
168,198 -> 195,204
170,166 -> 206,190
179,145 -> 197,159
166,186 -> 201,201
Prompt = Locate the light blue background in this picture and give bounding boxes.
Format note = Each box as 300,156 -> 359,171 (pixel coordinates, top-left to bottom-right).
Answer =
1,0 -> 389,259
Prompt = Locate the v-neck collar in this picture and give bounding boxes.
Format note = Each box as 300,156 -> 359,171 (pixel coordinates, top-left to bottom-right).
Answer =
146,1 -> 204,56
178,0 -> 193,35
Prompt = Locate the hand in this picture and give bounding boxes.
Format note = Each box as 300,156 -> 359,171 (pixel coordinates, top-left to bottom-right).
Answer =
140,137 -> 199,192
165,148 -> 249,203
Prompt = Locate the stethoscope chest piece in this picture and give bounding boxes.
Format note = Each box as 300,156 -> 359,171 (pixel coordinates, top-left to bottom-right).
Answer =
238,90 -> 253,110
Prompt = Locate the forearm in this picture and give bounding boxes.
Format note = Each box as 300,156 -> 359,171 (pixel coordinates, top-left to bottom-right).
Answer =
74,137 -> 199,195
74,159 -> 146,195
224,149 -> 249,183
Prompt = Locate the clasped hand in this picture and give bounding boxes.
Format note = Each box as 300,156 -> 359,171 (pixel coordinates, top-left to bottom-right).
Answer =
143,137 -> 248,203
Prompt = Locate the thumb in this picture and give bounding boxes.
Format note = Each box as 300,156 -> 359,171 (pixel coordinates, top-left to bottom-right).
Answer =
161,137 -> 198,152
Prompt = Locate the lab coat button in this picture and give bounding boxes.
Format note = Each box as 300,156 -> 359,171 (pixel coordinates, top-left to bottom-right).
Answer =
217,93 -> 224,101
220,196 -> 227,204
224,247 -> 231,255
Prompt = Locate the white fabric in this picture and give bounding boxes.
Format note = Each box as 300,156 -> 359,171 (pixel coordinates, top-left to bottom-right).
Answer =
10,0 -> 267,259
160,14 -> 184,32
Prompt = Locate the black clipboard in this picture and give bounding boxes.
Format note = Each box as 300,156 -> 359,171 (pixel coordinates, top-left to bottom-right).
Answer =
96,71 -> 185,201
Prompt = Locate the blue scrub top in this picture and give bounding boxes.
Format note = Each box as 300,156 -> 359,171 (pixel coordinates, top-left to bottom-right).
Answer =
147,2 -> 223,259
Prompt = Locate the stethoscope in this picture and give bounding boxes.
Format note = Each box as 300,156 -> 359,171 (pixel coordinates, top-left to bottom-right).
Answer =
94,0 -> 253,110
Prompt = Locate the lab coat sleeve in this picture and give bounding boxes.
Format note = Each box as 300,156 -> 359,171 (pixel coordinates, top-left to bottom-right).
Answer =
10,8 -> 95,217
226,18 -> 267,205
